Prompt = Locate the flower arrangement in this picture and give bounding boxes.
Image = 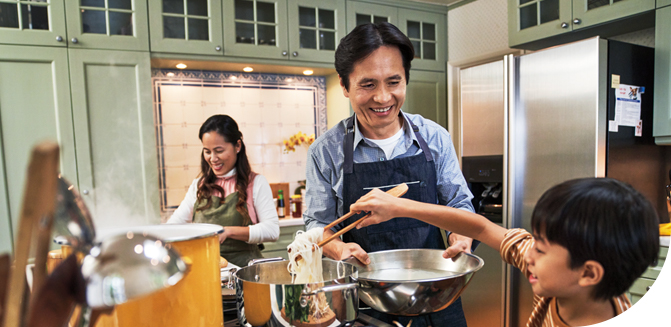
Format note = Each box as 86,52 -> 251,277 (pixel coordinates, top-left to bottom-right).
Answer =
283,131 -> 315,153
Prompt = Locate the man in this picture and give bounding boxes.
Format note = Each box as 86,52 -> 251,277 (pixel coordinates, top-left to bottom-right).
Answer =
303,22 -> 476,326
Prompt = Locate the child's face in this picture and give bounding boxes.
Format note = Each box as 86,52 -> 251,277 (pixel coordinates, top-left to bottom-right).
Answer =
525,233 -> 584,298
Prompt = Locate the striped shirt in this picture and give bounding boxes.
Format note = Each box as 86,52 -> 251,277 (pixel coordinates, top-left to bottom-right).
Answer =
500,229 -> 632,327
303,111 -> 474,231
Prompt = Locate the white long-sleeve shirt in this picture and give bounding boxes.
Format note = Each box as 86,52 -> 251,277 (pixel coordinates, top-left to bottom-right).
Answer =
167,171 -> 280,244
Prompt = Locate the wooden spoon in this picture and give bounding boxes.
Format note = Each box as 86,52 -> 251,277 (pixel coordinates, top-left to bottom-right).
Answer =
290,183 -> 409,261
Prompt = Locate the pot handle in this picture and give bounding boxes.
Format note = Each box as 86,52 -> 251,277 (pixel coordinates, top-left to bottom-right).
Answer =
300,283 -> 358,307
247,256 -> 285,266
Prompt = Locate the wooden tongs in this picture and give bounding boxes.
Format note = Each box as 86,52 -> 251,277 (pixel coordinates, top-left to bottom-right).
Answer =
291,183 -> 408,260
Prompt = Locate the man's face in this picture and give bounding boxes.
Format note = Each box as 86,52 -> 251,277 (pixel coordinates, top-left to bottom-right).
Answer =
341,45 -> 406,139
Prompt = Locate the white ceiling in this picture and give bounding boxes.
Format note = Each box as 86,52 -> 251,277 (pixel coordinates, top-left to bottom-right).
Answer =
407,0 -> 464,7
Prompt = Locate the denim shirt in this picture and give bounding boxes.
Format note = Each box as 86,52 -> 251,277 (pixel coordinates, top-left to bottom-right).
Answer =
303,111 -> 474,232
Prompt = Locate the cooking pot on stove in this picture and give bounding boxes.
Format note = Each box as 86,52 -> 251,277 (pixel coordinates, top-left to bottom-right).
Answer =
231,258 -> 359,326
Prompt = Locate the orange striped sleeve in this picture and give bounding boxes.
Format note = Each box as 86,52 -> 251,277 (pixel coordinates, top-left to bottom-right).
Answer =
500,228 -> 535,280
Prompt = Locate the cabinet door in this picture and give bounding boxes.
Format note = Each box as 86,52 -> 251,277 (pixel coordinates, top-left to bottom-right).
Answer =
654,6 -> 671,144
572,0 -> 655,30
286,0 -> 345,63
346,1 -> 398,32
659,0 -> 671,7
398,9 -> 446,72
0,0 -> 68,47
508,0 -> 572,47
148,0 -> 223,55
223,0 -> 288,59
63,0 -> 149,51
0,45 -> 77,253
405,70 -> 447,128
68,49 -> 160,224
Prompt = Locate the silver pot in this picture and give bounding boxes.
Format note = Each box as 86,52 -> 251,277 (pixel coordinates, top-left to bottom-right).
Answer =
231,258 -> 359,327
344,249 -> 484,316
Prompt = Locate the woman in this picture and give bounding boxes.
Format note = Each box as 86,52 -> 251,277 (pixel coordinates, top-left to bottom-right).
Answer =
167,115 -> 280,267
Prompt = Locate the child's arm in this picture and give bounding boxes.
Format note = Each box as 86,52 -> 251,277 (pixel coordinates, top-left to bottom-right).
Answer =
351,188 -> 509,254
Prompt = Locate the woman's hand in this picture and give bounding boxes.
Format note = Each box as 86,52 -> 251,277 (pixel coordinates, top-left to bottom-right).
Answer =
218,229 -> 228,244
350,188 -> 402,229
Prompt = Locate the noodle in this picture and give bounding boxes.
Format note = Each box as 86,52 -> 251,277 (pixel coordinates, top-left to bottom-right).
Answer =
286,228 -> 330,320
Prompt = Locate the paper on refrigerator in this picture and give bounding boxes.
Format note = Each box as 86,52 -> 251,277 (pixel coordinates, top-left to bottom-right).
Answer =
613,84 -> 643,128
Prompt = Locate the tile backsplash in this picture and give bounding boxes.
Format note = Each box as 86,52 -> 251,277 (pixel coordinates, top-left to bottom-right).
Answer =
152,69 -> 326,213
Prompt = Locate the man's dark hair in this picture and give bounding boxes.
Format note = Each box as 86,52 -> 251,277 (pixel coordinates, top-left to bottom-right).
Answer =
531,177 -> 659,300
335,22 -> 414,91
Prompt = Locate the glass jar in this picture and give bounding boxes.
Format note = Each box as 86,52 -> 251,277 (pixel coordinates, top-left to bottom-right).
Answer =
290,195 -> 302,218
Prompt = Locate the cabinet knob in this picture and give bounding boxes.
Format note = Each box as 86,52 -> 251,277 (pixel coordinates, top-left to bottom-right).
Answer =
282,51 -> 288,56
215,46 -> 222,51
646,286 -> 651,291
56,36 -> 63,42
82,190 -> 89,195
71,38 -> 79,44
292,51 -> 298,57
560,22 -> 569,29
573,18 -> 581,25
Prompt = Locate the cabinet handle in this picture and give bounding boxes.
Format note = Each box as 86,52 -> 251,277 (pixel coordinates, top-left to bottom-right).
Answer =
282,51 -> 288,56
82,190 -> 89,195
573,18 -> 581,25
71,38 -> 79,44
646,286 -> 651,291
215,46 -> 222,51
56,36 -> 63,42
560,22 -> 569,29
292,51 -> 298,57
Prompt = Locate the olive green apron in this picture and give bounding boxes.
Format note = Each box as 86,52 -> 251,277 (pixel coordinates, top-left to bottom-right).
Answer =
193,191 -> 263,267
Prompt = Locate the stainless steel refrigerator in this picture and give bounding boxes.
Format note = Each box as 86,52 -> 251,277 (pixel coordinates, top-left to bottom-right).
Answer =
459,37 -> 668,327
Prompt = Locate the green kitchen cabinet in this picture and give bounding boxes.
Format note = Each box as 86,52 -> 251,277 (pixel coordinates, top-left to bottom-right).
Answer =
223,0 -> 346,63
509,0 -> 655,48
398,9 -> 446,72
659,0 -> 671,7
68,49 -> 159,221
0,0 -> 68,47
654,6 -> 671,145
148,0 -> 224,55
627,245 -> 667,304
64,0 -> 149,51
346,0 -> 398,32
0,45 -> 78,254
404,70 -> 447,129
262,223 -> 305,260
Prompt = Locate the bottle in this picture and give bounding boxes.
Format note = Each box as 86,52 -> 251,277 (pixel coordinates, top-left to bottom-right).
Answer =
290,195 -> 302,218
277,190 -> 285,218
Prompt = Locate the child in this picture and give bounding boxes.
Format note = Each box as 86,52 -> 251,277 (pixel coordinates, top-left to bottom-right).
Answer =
351,177 -> 660,327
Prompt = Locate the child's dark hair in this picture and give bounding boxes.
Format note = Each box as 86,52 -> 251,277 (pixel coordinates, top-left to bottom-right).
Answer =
531,177 -> 659,300
335,22 -> 414,91
197,115 -> 252,223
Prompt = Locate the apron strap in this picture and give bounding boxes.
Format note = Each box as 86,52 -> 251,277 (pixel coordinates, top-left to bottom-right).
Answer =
343,114 -> 434,175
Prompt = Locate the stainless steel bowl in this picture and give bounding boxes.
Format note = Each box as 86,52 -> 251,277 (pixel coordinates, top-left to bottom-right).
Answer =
345,249 -> 484,316
233,259 -> 359,326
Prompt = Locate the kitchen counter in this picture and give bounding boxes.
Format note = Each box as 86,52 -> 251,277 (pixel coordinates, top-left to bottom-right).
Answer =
278,217 -> 305,227
661,236 -> 669,247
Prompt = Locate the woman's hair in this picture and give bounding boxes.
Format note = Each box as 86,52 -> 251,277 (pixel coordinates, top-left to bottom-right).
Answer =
335,22 -> 414,91
196,115 -> 252,223
531,177 -> 659,300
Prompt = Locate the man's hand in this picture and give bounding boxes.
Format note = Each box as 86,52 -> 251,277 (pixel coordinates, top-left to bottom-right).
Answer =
443,232 -> 473,259
321,231 -> 370,265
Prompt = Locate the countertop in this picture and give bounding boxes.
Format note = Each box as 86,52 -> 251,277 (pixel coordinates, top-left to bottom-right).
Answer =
278,218 -> 305,227
661,236 -> 669,247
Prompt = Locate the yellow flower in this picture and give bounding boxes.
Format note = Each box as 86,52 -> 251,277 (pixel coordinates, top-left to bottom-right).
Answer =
282,131 -> 316,153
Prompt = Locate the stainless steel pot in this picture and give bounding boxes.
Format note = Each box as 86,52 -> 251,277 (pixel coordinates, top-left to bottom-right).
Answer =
344,249 -> 484,316
232,258 -> 359,327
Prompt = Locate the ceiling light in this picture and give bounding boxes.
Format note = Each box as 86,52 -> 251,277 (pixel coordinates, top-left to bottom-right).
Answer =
243,66 -> 254,72
166,72 -> 175,77
176,63 -> 187,69
286,78 -> 293,82
303,70 -> 313,75
230,76 -> 237,80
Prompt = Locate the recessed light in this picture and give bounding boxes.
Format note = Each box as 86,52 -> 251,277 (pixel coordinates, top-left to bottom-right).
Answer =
167,72 -> 175,77
243,66 -> 254,72
176,63 -> 187,69
303,70 -> 313,75
230,76 -> 237,80
286,78 -> 293,82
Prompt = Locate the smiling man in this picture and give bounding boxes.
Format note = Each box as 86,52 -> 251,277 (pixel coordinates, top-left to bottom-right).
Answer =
302,22 -> 476,326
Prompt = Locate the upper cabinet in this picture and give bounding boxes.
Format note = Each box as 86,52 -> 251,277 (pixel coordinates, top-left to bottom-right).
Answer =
64,0 -> 150,51
223,0 -> 346,62
149,0 -> 224,55
509,0 -> 655,48
0,0 -> 149,50
0,0 -> 68,47
346,1 -> 398,32
654,6 -> 671,145
399,9 -> 446,72
660,0 -> 671,7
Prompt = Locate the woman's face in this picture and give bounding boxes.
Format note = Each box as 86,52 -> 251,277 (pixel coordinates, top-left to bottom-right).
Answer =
201,131 -> 241,177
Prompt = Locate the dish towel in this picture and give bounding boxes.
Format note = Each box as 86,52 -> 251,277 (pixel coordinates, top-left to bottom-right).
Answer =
660,223 -> 671,236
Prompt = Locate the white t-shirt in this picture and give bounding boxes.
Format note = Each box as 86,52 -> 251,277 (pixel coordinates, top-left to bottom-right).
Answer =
364,127 -> 405,159
166,170 -> 280,244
